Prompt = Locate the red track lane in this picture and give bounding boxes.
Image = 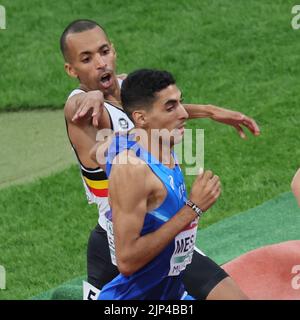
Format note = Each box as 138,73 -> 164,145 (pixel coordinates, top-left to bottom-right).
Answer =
222,240 -> 300,300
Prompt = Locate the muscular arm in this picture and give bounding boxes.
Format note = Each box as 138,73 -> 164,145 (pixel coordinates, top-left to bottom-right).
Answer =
183,103 -> 215,119
184,103 -> 260,138
66,86 -> 260,141
64,91 -> 111,129
64,92 -> 112,168
109,152 -> 198,277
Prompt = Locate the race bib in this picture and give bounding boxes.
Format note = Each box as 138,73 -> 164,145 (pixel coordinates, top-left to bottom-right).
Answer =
106,216 -> 117,266
83,281 -> 100,300
168,219 -> 198,276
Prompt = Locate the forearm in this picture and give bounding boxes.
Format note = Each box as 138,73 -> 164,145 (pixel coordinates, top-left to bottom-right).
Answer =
65,90 -> 104,123
184,103 -> 216,119
65,93 -> 86,118
116,205 -> 197,276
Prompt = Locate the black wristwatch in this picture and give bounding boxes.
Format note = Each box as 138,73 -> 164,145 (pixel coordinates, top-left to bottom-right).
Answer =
185,199 -> 203,218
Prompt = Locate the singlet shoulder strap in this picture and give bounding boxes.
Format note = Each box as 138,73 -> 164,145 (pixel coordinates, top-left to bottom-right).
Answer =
105,133 -> 177,178
105,133 -> 137,177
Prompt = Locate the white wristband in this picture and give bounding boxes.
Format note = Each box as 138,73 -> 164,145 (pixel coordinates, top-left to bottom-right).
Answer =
185,199 -> 203,218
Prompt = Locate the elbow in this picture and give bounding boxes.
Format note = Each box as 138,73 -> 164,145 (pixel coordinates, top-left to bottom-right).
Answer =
89,142 -> 106,168
118,267 -> 133,278
115,242 -> 144,276
89,145 -> 97,163
116,254 -> 139,277
117,261 -> 135,277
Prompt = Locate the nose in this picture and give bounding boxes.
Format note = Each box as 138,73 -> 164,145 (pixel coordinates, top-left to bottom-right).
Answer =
94,53 -> 106,69
178,103 -> 189,120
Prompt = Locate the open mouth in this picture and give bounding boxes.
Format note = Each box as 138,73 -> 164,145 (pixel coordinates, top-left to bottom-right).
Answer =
99,72 -> 113,89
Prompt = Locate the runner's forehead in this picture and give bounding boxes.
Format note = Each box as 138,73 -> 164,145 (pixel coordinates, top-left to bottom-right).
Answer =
66,27 -> 109,56
155,85 -> 181,104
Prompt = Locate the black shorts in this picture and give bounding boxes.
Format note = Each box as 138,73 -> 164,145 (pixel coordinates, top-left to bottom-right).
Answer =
87,224 -> 228,300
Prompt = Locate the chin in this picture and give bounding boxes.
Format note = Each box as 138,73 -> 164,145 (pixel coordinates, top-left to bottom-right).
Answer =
102,84 -> 115,95
173,138 -> 183,145
173,133 -> 184,145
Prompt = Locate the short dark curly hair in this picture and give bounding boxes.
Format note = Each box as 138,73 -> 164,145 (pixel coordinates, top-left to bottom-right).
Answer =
121,69 -> 176,121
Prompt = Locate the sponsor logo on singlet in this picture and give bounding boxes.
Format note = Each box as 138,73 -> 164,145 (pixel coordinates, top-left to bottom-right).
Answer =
118,118 -> 129,130
169,175 -> 175,190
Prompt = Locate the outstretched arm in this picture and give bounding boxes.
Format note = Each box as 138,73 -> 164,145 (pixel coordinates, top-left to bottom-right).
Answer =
66,82 -> 260,139
184,103 -> 260,139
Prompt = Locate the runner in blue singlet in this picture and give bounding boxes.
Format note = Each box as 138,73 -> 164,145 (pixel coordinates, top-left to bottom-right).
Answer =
96,69 -> 222,300
100,134 -> 197,299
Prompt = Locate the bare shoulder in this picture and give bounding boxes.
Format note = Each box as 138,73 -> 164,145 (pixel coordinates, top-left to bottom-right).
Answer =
111,150 -> 148,177
109,150 -> 152,194
64,93 -> 81,121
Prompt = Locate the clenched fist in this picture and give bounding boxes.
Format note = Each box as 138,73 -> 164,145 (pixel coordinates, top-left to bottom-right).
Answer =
189,170 -> 221,212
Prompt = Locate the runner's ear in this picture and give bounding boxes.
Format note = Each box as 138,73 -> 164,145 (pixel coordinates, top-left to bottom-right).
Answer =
132,110 -> 146,128
64,62 -> 78,79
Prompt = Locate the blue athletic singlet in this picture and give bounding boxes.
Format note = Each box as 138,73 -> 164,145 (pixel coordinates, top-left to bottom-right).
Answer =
98,133 -> 198,300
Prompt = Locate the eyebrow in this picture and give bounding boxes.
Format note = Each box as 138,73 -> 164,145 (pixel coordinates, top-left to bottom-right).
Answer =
79,44 -> 109,57
165,99 -> 177,106
164,93 -> 183,106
